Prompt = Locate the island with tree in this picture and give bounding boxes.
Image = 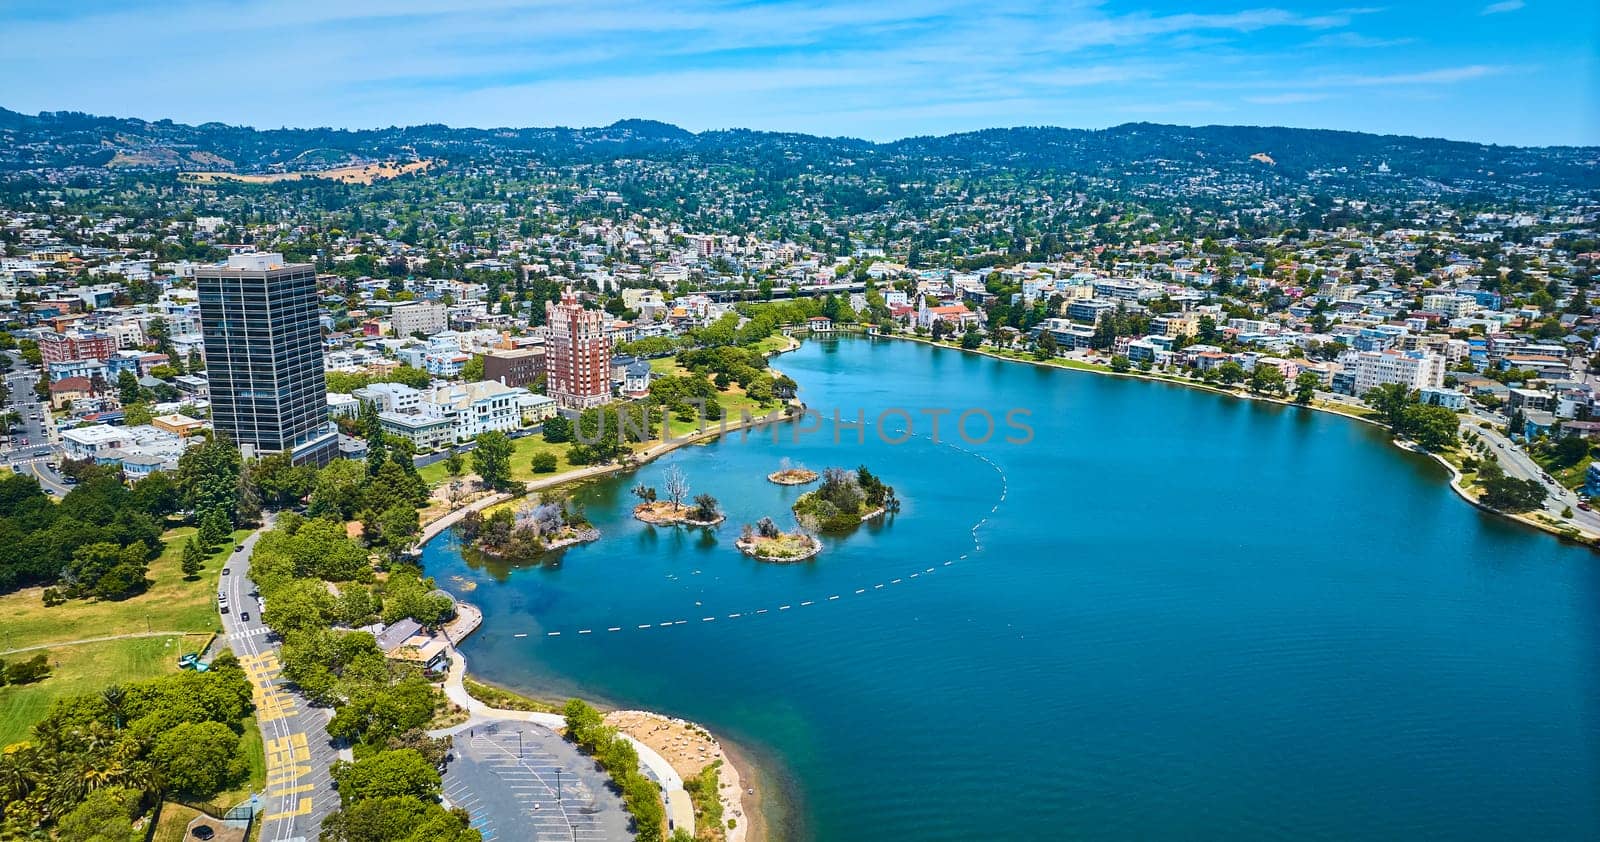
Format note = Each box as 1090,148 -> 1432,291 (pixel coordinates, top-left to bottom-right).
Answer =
631,465 -> 725,527
735,516 -> 822,563
766,457 -> 819,486
792,466 -> 899,533
461,496 -> 598,563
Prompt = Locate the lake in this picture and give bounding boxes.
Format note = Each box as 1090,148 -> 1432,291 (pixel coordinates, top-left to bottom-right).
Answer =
423,336 -> 1600,840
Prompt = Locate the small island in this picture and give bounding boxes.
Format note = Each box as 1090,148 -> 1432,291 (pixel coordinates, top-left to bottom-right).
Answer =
632,465 -> 726,527
736,516 -> 823,562
767,457 -> 819,486
461,496 -> 599,562
793,466 -> 899,533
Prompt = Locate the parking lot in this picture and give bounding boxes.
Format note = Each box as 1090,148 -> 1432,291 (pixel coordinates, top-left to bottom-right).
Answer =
442,720 -> 632,842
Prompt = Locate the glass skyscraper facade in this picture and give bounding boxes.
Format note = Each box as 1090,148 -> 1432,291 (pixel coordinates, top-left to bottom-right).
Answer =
197,253 -> 337,465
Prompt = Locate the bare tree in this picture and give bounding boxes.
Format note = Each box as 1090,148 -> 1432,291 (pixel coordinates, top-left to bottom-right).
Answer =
663,464 -> 690,509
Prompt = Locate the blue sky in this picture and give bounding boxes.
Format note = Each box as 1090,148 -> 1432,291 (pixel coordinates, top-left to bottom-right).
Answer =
2,0 -> 1596,145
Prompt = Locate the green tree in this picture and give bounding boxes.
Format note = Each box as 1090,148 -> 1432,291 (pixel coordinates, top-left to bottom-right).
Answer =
530,452 -> 558,473
1477,462 -> 1547,512
251,452 -> 317,510
1109,355 -> 1131,373
181,537 -> 205,579
1217,360 -> 1245,385
309,459 -> 368,520
460,355 -> 485,382
1399,404 -> 1460,452
262,578 -> 338,634
1034,330 -> 1058,360
1293,370 -> 1320,405
199,507 -> 232,549
1363,383 -> 1416,431
443,451 -> 464,478
1249,364 -> 1286,395
471,431 -> 514,490
542,415 -> 573,443
320,796 -> 479,842
116,370 -> 141,406
152,720 -> 246,797
54,786 -> 139,842
177,435 -> 242,527
331,749 -> 442,803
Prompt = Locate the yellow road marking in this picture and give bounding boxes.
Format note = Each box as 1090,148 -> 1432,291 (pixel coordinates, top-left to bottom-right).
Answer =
255,688 -> 297,722
266,782 -> 314,796
267,764 -> 311,785
264,797 -> 313,819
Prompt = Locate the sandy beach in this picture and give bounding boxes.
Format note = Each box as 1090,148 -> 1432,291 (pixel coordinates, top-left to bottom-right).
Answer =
605,709 -> 755,842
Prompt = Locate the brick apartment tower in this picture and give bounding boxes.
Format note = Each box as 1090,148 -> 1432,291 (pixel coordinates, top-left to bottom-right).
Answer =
544,288 -> 611,410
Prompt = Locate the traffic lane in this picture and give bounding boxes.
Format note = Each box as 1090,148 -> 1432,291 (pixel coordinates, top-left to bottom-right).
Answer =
220,525 -> 340,842
1473,425 -> 1600,528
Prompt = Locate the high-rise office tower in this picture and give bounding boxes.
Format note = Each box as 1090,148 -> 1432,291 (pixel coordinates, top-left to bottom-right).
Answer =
197,253 -> 337,464
545,288 -> 611,410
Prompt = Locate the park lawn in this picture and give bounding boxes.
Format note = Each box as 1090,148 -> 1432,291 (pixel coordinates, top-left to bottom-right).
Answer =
508,435 -> 582,483
662,386 -> 781,440
647,356 -> 684,376
416,456 -> 453,487
752,333 -> 796,355
0,526 -> 246,653
419,435 -> 584,488
150,802 -> 205,842
0,633 -> 209,746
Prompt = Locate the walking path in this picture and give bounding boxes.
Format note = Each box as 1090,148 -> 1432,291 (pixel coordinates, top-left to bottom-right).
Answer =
0,630 -> 195,656
417,490 -> 512,546
430,646 -> 696,837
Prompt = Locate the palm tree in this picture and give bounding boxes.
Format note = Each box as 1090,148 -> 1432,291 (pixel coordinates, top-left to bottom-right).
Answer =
101,685 -> 127,731
0,749 -> 33,804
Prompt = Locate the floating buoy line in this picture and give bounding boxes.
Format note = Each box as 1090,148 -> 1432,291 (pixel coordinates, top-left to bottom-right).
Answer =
495,436 -> 1008,642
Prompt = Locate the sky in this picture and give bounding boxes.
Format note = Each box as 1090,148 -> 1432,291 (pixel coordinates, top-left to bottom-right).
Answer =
1,0 -> 1597,146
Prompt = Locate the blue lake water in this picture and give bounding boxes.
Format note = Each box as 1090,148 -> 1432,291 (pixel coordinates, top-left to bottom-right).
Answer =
424,336 -> 1600,840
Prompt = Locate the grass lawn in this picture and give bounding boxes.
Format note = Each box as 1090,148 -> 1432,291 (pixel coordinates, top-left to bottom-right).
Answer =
752,334 -> 797,355
150,802 -> 205,842
463,676 -> 561,713
0,633 -> 210,746
0,526 -> 246,653
0,524 -> 245,745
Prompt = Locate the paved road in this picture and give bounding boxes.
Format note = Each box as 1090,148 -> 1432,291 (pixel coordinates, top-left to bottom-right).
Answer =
1467,416 -> 1600,532
2,355 -> 66,494
218,526 -> 341,842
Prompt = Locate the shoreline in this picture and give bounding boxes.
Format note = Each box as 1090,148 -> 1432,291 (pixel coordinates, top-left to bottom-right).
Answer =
879,331 -> 1600,549
413,335 -> 805,841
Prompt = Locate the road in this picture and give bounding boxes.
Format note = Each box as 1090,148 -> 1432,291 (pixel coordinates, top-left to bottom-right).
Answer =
218,526 -> 341,842
1,353 -> 68,495
1466,415 -> 1600,532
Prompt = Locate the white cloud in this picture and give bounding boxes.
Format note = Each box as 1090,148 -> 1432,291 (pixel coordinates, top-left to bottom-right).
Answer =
1245,92 -> 1331,104
1481,0 -> 1525,14
1306,32 -> 1413,48
1325,64 -> 1509,86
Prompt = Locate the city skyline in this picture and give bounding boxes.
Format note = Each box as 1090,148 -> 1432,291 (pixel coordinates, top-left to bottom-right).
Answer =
2,0 -> 1596,147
